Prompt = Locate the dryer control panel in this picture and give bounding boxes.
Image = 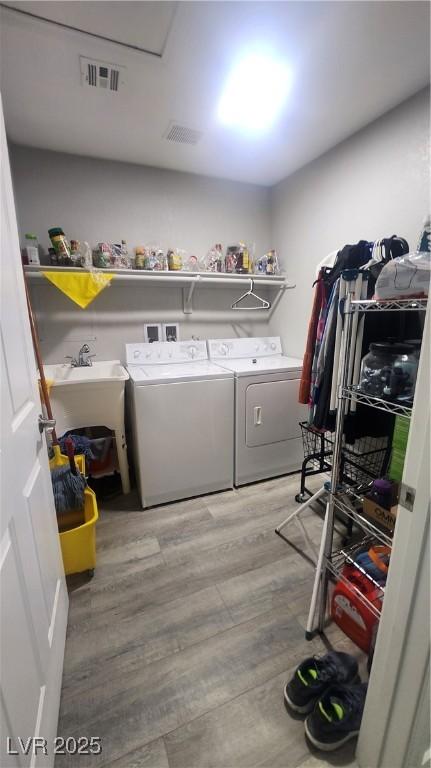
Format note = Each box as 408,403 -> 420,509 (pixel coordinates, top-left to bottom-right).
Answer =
126,340 -> 208,365
207,337 -> 282,360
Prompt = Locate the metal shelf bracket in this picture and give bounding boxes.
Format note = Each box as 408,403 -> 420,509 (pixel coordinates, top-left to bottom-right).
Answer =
183,276 -> 200,314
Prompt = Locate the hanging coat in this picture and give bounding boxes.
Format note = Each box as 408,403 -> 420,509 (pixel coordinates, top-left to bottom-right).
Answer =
299,270 -> 327,404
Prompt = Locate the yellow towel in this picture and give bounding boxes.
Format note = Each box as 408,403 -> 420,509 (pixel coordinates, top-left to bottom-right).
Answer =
42,271 -> 114,308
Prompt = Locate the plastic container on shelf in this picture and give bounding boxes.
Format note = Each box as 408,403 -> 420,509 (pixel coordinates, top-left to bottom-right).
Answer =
22,233 -> 40,265
255,249 -> 279,275
201,244 -> 224,272
374,251 -> 430,300
359,342 -> 418,401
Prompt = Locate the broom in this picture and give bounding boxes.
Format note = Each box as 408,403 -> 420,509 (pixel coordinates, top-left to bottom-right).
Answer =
51,436 -> 86,516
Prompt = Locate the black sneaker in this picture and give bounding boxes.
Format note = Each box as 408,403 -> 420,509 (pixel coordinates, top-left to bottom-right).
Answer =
283,652 -> 359,714
304,683 -> 368,751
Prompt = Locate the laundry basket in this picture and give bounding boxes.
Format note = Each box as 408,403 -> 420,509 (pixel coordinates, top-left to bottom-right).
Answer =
296,422 -> 390,502
58,487 -> 98,577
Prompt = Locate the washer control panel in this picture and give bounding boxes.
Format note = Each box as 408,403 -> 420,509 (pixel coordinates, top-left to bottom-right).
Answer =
207,337 -> 282,360
126,340 -> 208,365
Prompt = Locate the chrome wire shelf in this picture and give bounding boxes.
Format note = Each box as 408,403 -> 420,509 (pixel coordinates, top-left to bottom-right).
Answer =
333,487 -> 394,547
349,298 -> 428,313
342,386 -> 413,418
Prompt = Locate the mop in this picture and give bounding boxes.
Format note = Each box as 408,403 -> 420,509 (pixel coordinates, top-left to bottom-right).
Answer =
23,275 -> 86,514
51,437 -> 86,516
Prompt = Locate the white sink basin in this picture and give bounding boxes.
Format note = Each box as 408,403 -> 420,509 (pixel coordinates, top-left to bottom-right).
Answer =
40,359 -> 130,493
43,360 -> 129,386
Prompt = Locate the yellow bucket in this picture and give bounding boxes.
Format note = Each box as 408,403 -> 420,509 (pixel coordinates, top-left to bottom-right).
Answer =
58,487 -> 99,576
50,444 -> 85,475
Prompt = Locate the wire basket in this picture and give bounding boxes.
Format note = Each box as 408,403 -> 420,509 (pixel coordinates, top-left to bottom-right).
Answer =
299,422 -> 390,487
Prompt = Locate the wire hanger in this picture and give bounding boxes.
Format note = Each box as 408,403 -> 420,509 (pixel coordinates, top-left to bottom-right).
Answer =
231,278 -> 271,310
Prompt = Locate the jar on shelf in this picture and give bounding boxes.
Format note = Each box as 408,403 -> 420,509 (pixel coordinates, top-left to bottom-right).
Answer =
359,342 -> 418,402
167,249 -> 183,271
135,246 -> 146,269
225,246 -> 237,273
48,227 -> 71,264
235,243 -> 250,274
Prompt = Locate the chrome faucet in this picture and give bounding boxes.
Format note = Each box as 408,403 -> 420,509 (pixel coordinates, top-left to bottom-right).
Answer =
65,344 -> 96,367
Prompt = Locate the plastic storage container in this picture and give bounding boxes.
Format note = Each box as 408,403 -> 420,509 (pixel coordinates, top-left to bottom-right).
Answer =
58,487 -> 98,576
359,342 -> 418,401
374,251 -> 430,300
22,233 -> 40,265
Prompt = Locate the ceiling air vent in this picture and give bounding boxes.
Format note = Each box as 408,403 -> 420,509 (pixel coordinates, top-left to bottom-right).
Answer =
80,57 -> 125,92
164,123 -> 202,146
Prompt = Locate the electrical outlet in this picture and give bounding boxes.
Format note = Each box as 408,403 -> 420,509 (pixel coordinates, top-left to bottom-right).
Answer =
163,323 -> 180,342
144,324 -> 162,344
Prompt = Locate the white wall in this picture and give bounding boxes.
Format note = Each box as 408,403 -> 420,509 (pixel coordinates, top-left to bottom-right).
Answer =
11,146 -> 272,258
10,88 -> 430,364
10,146 -> 273,363
270,88 -> 430,357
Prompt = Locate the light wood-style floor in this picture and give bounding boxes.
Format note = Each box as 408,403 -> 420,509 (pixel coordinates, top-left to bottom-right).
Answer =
57,475 -> 364,768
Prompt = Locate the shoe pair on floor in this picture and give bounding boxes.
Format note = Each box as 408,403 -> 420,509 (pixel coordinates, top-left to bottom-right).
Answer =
284,651 -> 367,752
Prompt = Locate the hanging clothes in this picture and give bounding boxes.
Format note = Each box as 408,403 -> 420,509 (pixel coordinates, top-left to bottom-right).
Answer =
300,235 -> 412,438
299,270 -> 327,404
325,241 -> 372,287
307,278 -> 334,423
312,280 -> 339,431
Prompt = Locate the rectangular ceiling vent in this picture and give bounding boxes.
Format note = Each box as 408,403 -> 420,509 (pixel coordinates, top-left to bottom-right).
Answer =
80,57 -> 124,92
164,123 -> 203,146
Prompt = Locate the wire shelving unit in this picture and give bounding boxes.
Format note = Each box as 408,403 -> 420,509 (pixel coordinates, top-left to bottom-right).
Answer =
305,281 -> 427,640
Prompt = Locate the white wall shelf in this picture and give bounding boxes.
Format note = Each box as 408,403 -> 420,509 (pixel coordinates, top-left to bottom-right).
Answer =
24,265 -> 294,315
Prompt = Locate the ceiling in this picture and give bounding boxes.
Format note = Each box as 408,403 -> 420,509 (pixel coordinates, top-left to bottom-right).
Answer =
1,1 -> 429,186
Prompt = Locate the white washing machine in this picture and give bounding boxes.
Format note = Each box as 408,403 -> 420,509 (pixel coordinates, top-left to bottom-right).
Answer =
126,340 -> 234,508
207,337 -> 307,486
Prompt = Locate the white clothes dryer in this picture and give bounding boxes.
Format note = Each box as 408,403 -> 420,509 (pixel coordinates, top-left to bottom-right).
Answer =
126,341 -> 234,508
207,337 -> 307,486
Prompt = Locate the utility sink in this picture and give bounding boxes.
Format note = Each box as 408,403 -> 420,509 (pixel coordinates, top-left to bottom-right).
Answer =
43,360 -> 129,386
41,360 -> 130,494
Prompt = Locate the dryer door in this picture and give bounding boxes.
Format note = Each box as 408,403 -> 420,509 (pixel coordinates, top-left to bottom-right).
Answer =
245,379 -> 302,447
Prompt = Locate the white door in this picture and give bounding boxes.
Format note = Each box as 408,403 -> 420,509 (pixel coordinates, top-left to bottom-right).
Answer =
0,96 -> 68,767
357,306 -> 430,768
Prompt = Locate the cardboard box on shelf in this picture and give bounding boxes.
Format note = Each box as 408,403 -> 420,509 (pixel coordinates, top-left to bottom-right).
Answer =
362,497 -> 397,532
